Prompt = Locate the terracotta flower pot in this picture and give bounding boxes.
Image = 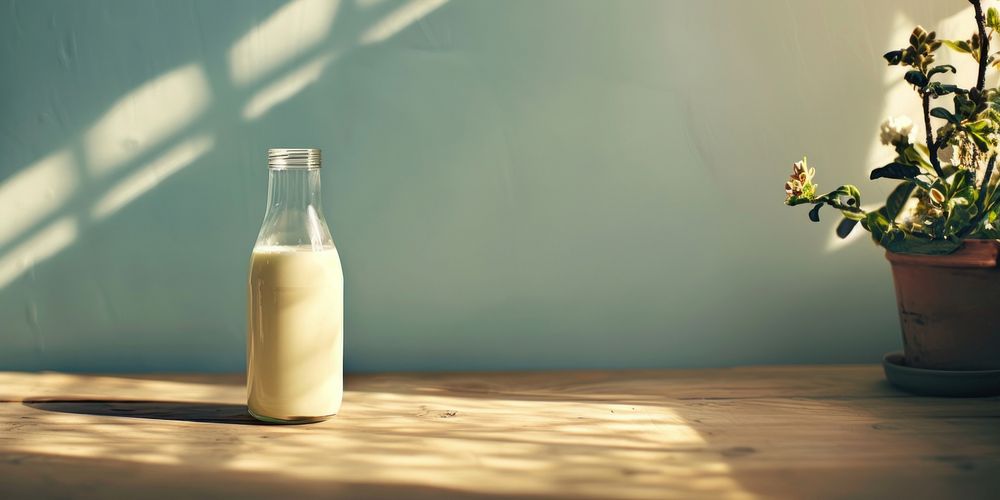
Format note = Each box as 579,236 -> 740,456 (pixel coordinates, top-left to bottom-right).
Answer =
886,239 -> 1000,371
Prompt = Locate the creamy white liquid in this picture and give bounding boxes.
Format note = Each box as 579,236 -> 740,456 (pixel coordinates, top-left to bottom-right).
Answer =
247,245 -> 343,421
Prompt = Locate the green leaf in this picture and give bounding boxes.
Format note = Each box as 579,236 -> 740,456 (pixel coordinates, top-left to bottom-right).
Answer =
929,107 -> 957,122
870,162 -> 921,180
904,70 -> 928,87
883,182 -> 916,220
883,50 -> 903,65
863,211 -> 892,245
836,217 -> 860,238
942,165 -> 960,178
865,210 -> 890,230
950,169 -> 974,192
969,130 -> 992,152
884,235 -> 963,255
947,204 -> 976,230
942,39 -> 972,54
989,7 -> 1000,30
966,119 -> 994,133
902,144 -> 933,171
841,209 -> 866,221
971,207 -> 1000,239
954,93 -> 976,117
986,179 -> 1000,210
846,185 -> 862,206
824,185 -> 862,207
808,203 -> 824,222
927,64 -> 957,79
952,184 -> 979,208
925,82 -> 961,97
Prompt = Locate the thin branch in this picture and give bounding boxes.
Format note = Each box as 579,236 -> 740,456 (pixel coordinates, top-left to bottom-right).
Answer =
972,0 -> 989,90
826,199 -> 864,215
923,92 -> 946,178
979,154 -> 996,212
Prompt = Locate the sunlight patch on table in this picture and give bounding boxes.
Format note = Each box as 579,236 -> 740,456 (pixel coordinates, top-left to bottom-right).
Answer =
223,395 -> 750,499
0,372 -> 243,402
12,419 -> 184,466
4,376 -> 758,499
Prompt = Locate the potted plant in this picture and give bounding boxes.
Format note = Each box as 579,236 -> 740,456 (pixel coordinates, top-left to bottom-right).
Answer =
785,0 -> 1000,386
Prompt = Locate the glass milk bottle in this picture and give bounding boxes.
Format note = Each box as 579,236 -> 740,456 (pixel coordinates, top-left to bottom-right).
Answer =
247,148 -> 343,423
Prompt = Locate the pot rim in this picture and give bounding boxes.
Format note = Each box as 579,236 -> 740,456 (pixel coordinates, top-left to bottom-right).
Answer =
885,238 -> 1000,268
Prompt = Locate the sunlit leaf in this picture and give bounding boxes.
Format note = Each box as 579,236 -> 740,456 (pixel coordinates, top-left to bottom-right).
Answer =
942,39 -> 972,53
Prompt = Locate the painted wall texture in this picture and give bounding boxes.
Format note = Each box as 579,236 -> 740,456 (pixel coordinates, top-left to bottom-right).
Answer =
0,0 -> 984,372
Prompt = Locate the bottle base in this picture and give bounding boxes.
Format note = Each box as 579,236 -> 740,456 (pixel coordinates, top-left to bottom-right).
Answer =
248,407 -> 336,424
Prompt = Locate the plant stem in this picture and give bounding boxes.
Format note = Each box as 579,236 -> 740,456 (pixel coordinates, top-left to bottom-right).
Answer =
824,197 -> 864,215
972,0 -> 992,214
922,92 -> 946,178
972,0 -> 989,91
979,154 -> 996,212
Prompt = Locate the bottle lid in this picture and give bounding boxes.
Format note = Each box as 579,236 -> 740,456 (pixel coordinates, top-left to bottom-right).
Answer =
267,148 -> 321,169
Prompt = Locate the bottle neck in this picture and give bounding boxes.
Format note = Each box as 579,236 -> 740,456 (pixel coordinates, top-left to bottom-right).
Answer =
265,167 -> 323,214
256,167 -> 333,249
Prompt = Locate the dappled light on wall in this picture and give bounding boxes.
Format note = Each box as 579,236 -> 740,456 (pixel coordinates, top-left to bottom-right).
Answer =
0,150 -> 77,249
91,134 -> 216,220
0,0 -> 458,305
359,0 -> 448,45
228,0 -> 341,86
84,64 -> 211,176
0,217 -> 78,289
242,53 -> 337,121
0,62 -> 213,292
356,0 -> 388,9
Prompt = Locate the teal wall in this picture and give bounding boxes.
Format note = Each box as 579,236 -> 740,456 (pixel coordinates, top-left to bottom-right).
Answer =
0,0 -> 974,372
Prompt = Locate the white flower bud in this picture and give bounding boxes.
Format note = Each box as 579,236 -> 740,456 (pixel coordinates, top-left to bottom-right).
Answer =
879,116 -> 915,146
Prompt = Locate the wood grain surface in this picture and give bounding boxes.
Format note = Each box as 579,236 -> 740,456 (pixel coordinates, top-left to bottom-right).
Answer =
1,366 -> 998,499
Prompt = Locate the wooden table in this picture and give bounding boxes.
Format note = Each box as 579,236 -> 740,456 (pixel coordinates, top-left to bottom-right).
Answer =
1,366 -> 998,499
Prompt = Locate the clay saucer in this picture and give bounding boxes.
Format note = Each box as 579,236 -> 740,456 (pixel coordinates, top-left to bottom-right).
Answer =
883,351 -> 1000,397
